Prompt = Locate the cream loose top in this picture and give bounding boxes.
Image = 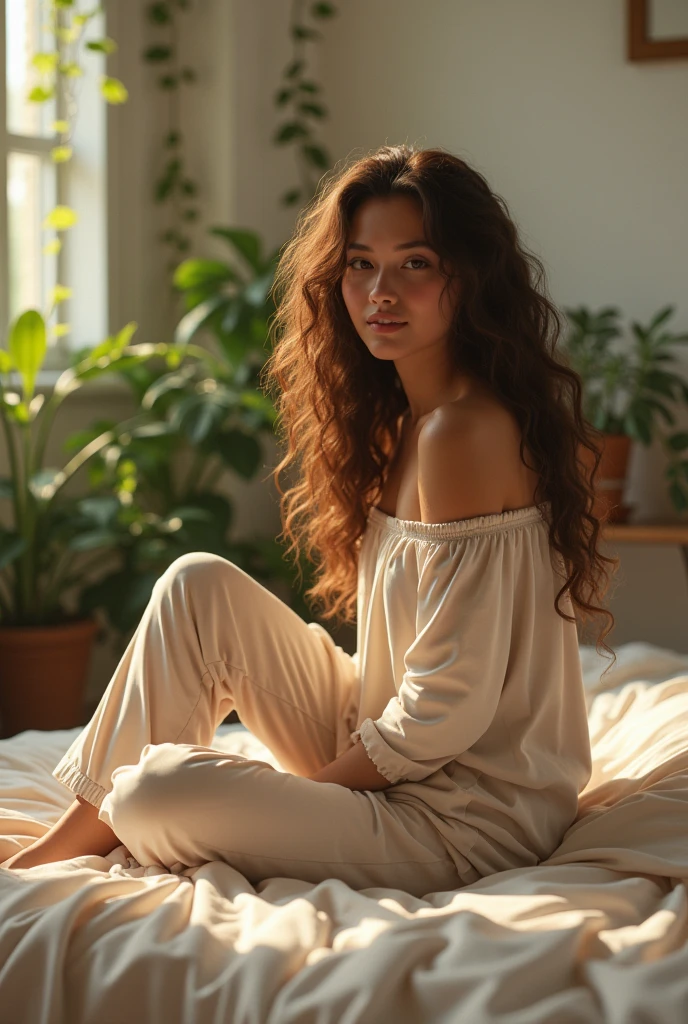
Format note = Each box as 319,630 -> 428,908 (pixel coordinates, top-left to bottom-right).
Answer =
350,501 -> 593,878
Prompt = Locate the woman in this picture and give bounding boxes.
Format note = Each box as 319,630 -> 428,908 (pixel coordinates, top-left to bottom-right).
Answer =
2,145 -> 617,895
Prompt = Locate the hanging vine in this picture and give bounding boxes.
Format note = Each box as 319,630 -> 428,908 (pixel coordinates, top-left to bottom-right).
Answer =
24,0 -> 128,344
273,0 -> 339,208
142,0 -> 199,276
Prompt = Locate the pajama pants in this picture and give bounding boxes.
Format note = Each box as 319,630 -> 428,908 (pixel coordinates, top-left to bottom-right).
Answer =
52,552 -> 466,897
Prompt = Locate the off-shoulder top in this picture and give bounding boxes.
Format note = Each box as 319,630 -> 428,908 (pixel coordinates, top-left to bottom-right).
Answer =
350,501 -> 593,878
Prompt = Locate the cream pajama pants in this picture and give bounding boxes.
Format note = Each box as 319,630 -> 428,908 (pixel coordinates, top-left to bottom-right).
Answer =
52,552 -> 463,897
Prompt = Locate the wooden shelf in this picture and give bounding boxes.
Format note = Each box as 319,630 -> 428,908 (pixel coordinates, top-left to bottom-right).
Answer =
602,522 -> 688,544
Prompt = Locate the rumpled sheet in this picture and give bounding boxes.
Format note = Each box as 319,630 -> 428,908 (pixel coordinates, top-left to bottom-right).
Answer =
0,640 -> 687,1024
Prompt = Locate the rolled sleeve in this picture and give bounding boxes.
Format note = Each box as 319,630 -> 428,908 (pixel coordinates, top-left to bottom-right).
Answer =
350,717 -> 426,784
358,535 -> 514,785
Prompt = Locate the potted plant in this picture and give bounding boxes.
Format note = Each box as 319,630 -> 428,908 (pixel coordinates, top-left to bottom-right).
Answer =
0,317 -> 195,737
562,304 -> 688,523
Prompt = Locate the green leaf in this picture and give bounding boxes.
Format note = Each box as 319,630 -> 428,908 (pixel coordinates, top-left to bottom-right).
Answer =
642,370 -> 680,399
291,25 -> 322,41
68,529 -> 121,552
669,480 -> 688,513
666,432 -> 688,452
243,270 -> 275,307
302,142 -> 329,168
208,227 -> 263,271
44,205 -> 78,230
240,389 -> 277,424
174,492 -> 234,533
274,121 -> 309,144
284,59 -> 305,79
299,101 -> 327,118
311,1 -> 336,16
641,396 -> 675,427
0,530 -> 27,570
155,157 -> 182,200
0,478 -> 14,500
51,145 -> 73,163
77,495 -> 121,527
59,63 -> 84,78
101,76 -> 128,104
140,364 -> 198,408
147,2 -> 172,25
32,51 -> 59,73
173,258 -> 234,290
174,294 -> 227,345
86,38 -> 118,54
8,310 -> 47,399
28,85 -> 55,102
215,428 -> 262,479
648,305 -> 675,332
281,187 -> 302,206
169,394 -> 224,443
143,44 -> 173,61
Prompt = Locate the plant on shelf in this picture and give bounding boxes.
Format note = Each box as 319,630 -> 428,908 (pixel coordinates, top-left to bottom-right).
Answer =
562,303 -> 688,516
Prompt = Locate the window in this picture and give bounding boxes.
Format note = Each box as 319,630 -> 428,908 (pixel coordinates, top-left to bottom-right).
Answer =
1,0 -> 108,372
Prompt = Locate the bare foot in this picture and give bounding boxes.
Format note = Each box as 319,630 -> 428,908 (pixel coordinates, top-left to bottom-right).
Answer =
2,796 -> 121,869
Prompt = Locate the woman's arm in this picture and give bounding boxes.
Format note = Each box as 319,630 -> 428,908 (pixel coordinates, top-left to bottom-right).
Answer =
307,737 -> 393,791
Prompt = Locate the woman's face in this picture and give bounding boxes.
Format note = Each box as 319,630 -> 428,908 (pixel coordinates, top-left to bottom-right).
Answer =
340,194 -> 460,362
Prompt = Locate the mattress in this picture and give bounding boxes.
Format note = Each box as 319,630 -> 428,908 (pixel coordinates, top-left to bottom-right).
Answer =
1,640 -> 687,1023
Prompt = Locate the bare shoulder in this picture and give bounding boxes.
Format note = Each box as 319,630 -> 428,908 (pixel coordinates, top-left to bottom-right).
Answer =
417,396 -> 520,525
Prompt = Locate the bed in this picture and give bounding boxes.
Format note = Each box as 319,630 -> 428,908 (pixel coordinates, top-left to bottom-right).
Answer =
1,640 -> 688,1024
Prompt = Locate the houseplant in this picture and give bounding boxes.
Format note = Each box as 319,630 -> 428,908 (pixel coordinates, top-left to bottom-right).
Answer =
61,224 -> 320,649
562,304 -> 688,522
0,317 -> 197,735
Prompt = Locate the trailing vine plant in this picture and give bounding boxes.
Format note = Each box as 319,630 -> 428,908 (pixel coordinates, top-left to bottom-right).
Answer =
274,0 -> 338,208
142,1 -> 200,283
23,0 -> 128,347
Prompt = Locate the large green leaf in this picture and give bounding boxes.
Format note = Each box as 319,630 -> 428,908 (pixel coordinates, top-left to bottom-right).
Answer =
214,428 -> 262,479
173,258 -> 237,290
0,529 -> 27,569
8,309 -> 47,399
208,227 -> 264,272
174,294 -> 227,345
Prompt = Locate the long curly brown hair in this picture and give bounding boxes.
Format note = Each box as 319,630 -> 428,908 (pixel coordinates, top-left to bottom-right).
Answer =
261,144 -> 619,676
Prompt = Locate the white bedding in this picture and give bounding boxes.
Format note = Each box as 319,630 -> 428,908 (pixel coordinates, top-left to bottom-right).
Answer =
1,640 -> 687,1023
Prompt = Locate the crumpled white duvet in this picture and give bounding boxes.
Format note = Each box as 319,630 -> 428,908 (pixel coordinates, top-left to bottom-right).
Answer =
1,640 -> 688,1024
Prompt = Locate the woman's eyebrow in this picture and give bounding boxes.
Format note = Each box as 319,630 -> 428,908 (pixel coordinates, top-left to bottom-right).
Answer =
346,240 -> 436,251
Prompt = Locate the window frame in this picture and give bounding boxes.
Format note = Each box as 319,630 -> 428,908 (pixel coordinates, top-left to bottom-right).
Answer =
1,0 -> 108,374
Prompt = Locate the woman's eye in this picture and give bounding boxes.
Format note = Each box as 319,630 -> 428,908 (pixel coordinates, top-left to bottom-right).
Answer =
346,257 -> 429,270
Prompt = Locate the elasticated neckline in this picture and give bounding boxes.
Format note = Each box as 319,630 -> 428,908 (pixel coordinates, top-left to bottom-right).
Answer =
367,501 -> 551,541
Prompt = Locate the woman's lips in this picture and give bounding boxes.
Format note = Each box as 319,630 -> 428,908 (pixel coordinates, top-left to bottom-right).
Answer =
367,321 -> 408,333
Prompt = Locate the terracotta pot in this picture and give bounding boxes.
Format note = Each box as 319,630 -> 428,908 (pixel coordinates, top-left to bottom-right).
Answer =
578,432 -> 634,524
0,616 -> 99,739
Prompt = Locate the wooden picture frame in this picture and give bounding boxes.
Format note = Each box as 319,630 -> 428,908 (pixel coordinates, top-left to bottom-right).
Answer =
628,0 -> 688,61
